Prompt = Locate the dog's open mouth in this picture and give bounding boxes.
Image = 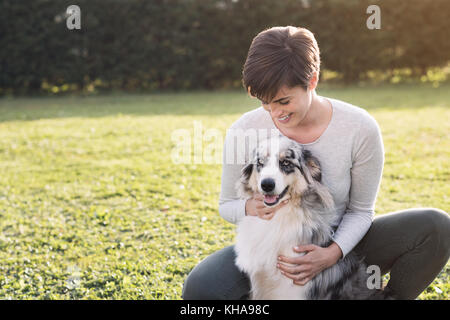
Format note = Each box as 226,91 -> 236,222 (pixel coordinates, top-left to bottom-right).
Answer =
263,186 -> 289,206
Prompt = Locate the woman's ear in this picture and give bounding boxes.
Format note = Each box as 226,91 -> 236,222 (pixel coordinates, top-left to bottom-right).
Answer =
308,71 -> 319,90
247,86 -> 255,98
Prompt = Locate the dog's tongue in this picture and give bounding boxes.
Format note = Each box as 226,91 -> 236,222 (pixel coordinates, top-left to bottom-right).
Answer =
264,195 -> 278,204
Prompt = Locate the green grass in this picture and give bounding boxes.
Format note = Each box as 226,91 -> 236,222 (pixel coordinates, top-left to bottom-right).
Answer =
0,83 -> 449,299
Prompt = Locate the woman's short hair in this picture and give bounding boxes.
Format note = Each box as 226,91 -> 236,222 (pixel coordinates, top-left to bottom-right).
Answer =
242,26 -> 321,103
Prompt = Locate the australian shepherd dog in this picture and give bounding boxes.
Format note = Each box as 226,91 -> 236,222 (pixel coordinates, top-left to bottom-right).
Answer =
234,135 -> 393,300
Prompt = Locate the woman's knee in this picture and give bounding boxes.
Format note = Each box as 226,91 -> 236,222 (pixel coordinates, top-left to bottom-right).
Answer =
182,249 -> 229,300
426,208 -> 450,252
182,245 -> 250,300
398,208 -> 448,232
409,208 -> 450,255
182,263 -> 210,300
417,208 -> 449,235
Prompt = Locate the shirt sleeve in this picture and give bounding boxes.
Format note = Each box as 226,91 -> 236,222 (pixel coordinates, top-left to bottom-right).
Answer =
218,121 -> 248,224
332,114 -> 385,258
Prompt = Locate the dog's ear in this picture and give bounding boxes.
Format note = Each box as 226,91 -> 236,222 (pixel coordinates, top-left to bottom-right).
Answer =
236,162 -> 255,198
291,145 -> 322,184
242,162 -> 254,183
302,150 -> 322,183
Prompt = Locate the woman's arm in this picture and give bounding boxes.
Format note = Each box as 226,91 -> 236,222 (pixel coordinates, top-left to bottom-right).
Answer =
218,123 -> 248,224
331,114 -> 385,258
218,121 -> 288,223
278,113 -> 384,284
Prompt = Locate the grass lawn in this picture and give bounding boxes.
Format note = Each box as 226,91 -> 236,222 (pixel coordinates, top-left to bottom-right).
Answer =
0,83 -> 448,299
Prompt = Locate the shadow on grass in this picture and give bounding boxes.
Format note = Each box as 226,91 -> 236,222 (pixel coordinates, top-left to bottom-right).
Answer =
0,83 -> 449,122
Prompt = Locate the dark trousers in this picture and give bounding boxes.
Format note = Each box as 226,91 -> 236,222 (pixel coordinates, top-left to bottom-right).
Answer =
182,208 -> 450,300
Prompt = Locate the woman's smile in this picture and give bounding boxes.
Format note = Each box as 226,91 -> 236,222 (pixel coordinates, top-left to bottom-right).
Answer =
277,112 -> 293,123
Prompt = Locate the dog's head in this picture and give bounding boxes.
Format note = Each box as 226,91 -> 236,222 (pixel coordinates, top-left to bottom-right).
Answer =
237,135 -> 324,207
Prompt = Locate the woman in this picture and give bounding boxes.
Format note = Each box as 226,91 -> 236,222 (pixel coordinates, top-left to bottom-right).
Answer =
182,26 -> 450,300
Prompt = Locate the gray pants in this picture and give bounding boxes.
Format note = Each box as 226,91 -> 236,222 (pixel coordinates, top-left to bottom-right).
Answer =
182,208 -> 450,300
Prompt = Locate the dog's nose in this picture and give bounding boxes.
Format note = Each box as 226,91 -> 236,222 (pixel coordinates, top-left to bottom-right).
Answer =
261,178 -> 275,192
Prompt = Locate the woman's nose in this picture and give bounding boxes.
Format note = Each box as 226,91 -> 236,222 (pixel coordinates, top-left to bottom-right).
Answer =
270,106 -> 283,118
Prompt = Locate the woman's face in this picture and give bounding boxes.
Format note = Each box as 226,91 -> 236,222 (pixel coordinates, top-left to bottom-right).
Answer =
260,85 -> 313,130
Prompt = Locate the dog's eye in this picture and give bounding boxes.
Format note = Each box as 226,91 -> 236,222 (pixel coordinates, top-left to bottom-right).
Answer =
281,160 -> 291,167
257,158 -> 264,166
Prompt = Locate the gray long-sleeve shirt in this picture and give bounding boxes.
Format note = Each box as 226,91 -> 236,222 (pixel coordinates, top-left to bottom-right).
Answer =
219,96 -> 385,257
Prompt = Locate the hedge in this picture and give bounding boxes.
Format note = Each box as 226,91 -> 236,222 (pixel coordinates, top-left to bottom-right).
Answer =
1,0 -> 449,94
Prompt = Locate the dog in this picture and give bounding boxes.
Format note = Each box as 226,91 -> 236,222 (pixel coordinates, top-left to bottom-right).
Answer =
234,135 -> 393,300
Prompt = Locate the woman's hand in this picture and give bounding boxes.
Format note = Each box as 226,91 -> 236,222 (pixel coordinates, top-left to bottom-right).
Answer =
245,193 -> 289,220
276,242 -> 343,285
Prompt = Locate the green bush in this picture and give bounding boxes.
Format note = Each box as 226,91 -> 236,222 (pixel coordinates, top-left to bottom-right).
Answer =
1,0 -> 449,94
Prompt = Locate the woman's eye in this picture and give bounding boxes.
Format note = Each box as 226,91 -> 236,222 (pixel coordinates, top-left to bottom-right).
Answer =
279,100 -> 290,105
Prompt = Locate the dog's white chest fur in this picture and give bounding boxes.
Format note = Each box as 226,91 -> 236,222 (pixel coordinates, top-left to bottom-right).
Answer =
234,205 -> 312,300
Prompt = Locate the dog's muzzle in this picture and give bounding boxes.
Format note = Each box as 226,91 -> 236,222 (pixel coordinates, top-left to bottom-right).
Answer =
262,185 -> 289,206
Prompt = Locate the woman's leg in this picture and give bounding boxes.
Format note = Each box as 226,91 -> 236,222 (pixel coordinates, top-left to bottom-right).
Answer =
182,245 -> 251,300
353,208 -> 450,299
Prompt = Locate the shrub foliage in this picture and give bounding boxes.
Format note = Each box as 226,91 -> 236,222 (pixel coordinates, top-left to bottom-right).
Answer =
1,0 -> 449,94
